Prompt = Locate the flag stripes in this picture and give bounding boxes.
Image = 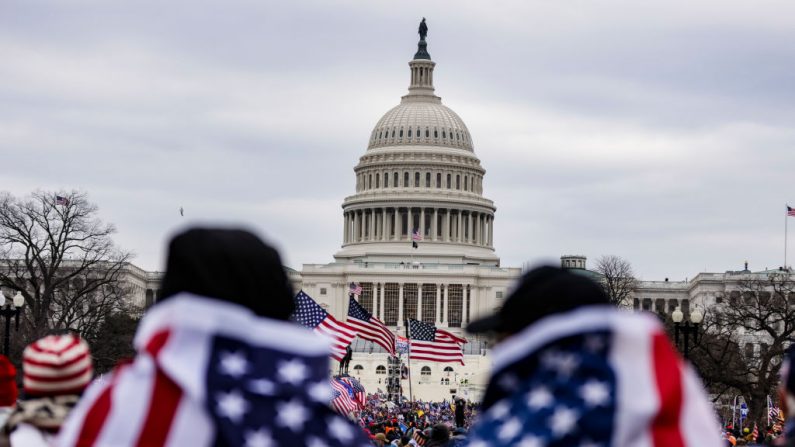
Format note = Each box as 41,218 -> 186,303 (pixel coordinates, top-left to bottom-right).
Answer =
347,297 -> 395,355
407,319 -> 466,365
292,291 -> 357,361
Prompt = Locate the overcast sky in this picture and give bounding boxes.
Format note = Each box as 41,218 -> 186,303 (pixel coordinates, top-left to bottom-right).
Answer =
2,0 -> 794,280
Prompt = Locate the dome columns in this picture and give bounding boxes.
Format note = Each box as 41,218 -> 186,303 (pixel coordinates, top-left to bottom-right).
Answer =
342,206 -> 494,248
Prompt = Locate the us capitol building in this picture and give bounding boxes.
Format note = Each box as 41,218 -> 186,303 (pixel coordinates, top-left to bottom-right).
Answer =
116,26 -> 787,402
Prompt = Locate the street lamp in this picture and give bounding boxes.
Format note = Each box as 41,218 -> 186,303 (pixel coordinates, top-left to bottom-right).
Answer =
672,306 -> 702,359
0,291 -> 25,356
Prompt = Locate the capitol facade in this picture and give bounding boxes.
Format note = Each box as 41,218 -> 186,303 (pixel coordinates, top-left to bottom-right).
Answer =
109,26 -> 789,403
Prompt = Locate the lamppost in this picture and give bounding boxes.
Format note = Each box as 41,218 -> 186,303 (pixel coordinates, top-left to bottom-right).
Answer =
0,290 -> 25,356
671,306 -> 703,359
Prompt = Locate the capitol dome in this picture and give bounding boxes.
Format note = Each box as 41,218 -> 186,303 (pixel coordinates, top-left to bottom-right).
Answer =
335,30 -> 499,266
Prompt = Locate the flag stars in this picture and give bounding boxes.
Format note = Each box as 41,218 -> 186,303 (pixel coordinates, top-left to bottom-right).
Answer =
219,351 -> 249,378
278,359 -> 308,385
328,417 -> 355,441
216,390 -> 249,423
549,406 -> 579,437
276,398 -> 309,432
526,386 -> 554,410
497,417 -> 522,441
580,380 -> 611,407
306,437 -> 329,447
584,335 -> 606,353
497,373 -> 520,392
244,428 -> 275,447
488,400 -> 512,420
308,381 -> 332,402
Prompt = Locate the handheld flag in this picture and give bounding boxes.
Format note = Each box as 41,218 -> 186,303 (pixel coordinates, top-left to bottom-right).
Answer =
349,282 -> 362,296
412,228 -> 422,248
407,319 -> 466,365
347,297 -> 395,355
292,291 -> 357,361
55,195 -> 70,206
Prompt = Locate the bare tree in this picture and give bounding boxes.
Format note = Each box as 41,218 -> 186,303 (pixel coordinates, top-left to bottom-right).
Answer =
594,255 -> 637,306
0,190 -> 133,343
689,271 -> 795,428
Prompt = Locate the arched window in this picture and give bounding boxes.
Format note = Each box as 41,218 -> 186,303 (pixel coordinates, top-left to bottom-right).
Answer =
376,174 -> 380,188
456,175 -> 460,190
394,172 -> 399,188
434,129 -> 439,138
353,365 -> 364,374
376,365 -> 386,375
408,129 -> 412,138
446,174 -> 451,189
391,129 -> 395,138
436,173 -> 441,188
415,172 -> 420,187
378,131 -> 383,139
404,172 -> 409,187
384,173 -> 389,188
464,175 -> 468,191
443,366 -> 454,373
425,173 -> 431,187
425,129 -> 430,138
368,174 -> 372,189
442,130 -> 446,139
421,366 -> 431,376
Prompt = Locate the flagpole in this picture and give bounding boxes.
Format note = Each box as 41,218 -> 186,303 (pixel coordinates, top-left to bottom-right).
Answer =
405,320 -> 413,403
786,206 -> 789,270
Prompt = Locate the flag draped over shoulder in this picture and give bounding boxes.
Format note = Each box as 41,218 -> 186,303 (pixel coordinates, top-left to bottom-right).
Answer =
466,306 -> 722,447
346,297 -> 395,355
407,319 -> 466,365
292,291 -> 357,361
57,294 -> 370,447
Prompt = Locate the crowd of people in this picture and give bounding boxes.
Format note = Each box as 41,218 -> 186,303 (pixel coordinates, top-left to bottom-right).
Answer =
0,227 -> 791,445
352,394 -> 476,446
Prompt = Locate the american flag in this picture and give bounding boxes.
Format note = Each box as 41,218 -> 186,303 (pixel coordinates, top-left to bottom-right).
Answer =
349,282 -> 362,296
788,205 -> 795,217
55,195 -> 70,206
57,294 -> 371,447
407,319 -> 466,365
752,423 -> 758,440
338,376 -> 366,407
396,335 -> 409,354
412,228 -> 422,248
292,291 -> 358,361
466,307 -> 722,447
347,297 -> 395,355
330,379 -> 359,415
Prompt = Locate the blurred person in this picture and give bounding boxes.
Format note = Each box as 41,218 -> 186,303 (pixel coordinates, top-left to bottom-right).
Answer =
454,397 -> 465,428
6,334 -> 92,447
57,228 -> 370,446
464,266 -> 722,446
425,423 -> 450,447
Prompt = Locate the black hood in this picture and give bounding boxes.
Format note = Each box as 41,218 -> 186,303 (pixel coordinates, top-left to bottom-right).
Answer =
159,228 -> 294,320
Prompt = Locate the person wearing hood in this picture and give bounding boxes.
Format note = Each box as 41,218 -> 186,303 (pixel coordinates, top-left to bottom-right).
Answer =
57,228 -> 370,446
464,266 -> 722,446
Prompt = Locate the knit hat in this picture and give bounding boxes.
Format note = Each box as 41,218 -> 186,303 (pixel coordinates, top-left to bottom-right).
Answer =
23,334 -> 93,396
0,355 -> 18,406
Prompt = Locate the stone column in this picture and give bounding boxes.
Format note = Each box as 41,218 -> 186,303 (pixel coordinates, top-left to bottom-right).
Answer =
342,212 -> 348,244
489,215 -> 494,246
457,211 -> 463,243
417,283 -> 423,320
369,209 -> 375,240
445,209 -> 451,242
398,283 -> 404,326
382,208 -> 388,241
431,208 -> 437,241
393,208 -> 400,240
443,284 -> 449,325
435,284 -> 441,325
352,211 -> 358,242
420,208 -> 425,237
468,211 -> 473,243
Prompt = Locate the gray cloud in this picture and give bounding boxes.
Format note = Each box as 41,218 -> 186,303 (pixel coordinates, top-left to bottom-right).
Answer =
1,0 -> 793,280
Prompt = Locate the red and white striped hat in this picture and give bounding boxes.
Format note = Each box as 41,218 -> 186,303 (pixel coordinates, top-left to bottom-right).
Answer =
23,333 -> 93,396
